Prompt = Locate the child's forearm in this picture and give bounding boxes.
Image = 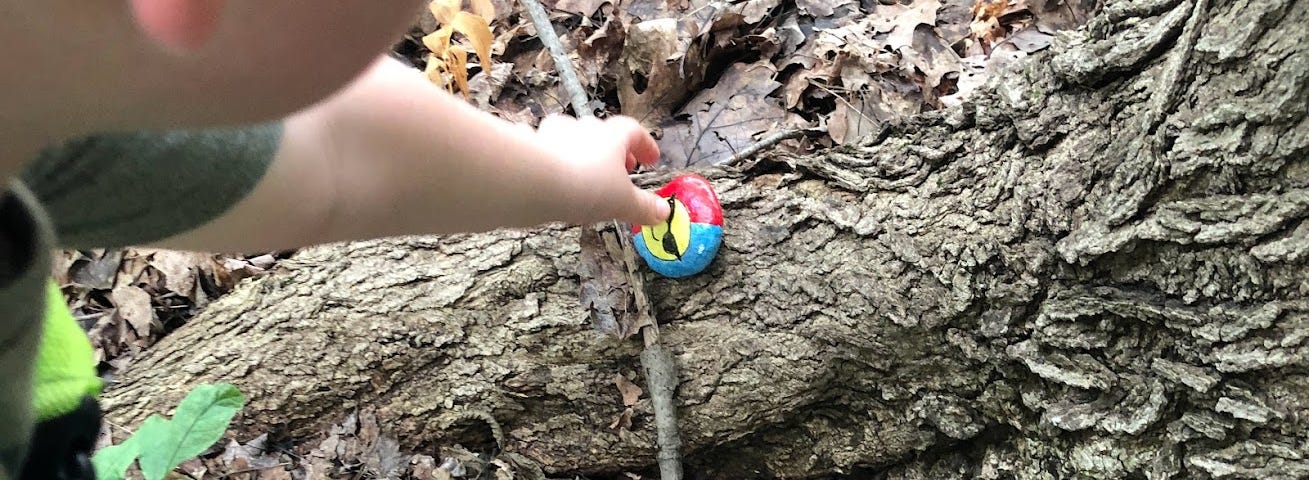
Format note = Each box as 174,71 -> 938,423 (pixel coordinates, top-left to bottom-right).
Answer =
308,57 -> 585,237
159,56 -> 654,252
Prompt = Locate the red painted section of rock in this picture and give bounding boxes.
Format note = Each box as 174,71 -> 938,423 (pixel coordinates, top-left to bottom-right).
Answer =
630,174 -> 723,233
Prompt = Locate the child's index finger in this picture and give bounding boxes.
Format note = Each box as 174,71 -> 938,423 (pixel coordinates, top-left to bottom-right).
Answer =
611,117 -> 661,168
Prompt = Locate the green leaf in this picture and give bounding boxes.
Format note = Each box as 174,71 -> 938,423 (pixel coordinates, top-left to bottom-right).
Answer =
91,415 -> 165,480
137,383 -> 245,480
132,414 -> 178,480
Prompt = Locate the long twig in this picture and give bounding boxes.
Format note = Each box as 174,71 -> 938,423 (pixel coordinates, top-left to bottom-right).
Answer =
726,127 -> 827,165
517,0 -> 683,478
519,0 -> 591,117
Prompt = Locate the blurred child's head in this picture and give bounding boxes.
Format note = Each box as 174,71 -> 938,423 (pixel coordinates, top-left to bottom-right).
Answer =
7,0 -> 424,135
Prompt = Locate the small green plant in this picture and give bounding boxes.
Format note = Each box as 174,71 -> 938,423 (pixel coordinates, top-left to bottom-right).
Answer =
92,383 -> 246,480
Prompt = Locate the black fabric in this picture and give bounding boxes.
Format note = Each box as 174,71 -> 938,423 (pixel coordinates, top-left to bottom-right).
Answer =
0,183 -> 54,480
19,397 -> 101,480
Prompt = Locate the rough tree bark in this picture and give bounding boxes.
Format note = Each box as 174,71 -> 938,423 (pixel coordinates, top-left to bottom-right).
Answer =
102,0 -> 1308,478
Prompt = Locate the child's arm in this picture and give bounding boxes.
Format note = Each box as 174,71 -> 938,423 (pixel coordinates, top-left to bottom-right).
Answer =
155,57 -> 671,253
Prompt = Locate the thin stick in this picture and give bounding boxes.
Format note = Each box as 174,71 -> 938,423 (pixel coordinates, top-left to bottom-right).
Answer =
518,2 -> 684,477
216,462 -> 293,479
641,343 -> 683,480
519,0 -> 592,117
727,127 -> 826,165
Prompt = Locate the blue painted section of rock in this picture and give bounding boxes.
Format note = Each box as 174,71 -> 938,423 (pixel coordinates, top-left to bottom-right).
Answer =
633,223 -> 722,278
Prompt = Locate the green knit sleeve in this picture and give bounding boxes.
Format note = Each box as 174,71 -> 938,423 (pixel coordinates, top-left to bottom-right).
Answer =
32,280 -> 101,422
21,122 -> 283,248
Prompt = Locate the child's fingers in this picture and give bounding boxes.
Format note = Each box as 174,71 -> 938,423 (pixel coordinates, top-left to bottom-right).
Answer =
630,188 -> 672,226
607,117 -> 660,168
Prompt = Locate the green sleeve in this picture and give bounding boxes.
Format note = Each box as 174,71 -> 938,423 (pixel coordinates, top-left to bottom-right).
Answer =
21,122 -> 283,248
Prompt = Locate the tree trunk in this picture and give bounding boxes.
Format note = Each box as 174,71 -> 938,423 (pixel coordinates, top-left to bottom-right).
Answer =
101,0 -> 1309,478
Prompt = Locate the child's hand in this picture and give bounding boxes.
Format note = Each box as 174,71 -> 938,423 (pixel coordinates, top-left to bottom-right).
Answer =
536,114 -> 672,226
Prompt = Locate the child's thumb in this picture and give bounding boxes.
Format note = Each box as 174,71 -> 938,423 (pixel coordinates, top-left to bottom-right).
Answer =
629,188 -> 670,226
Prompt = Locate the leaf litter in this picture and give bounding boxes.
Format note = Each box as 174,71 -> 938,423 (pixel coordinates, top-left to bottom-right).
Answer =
397,0 -> 1100,163
54,248 -> 289,373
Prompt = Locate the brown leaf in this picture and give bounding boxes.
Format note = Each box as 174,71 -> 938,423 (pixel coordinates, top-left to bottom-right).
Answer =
578,227 -> 633,338
1027,0 -> 1093,30
608,407 -> 634,430
145,249 -> 208,301
468,62 -> 515,109
71,250 -> 122,290
936,0 -> 976,45
430,0 -> 461,23
829,78 -> 922,144
554,0 -> 610,16
871,0 -> 941,51
219,434 -> 284,477
900,24 -> 962,91
469,0 -> 497,20
941,53 -> 988,108
114,250 -> 150,288
574,15 -> 626,91
1005,26 -> 1055,53
796,0 -> 854,18
449,45 -> 472,97
614,373 -> 643,406
617,18 -> 699,128
449,11 -> 496,73
772,10 -> 807,65
51,250 -> 82,286
731,0 -> 782,24
660,61 -> 801,166
423,26 -> 455,56
364,436 -> 408,479
110,284 -> 155,338
411,455 -> 440,480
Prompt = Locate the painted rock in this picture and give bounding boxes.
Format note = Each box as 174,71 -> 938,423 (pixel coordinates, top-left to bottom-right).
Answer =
631,174 -> 723,278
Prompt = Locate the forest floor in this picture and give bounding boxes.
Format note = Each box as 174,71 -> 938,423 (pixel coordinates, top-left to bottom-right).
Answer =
70,0 -> 1097,478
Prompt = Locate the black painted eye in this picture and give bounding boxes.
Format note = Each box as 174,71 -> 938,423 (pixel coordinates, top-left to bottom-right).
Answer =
661,228 -> 682,259
659,196 -> 683,259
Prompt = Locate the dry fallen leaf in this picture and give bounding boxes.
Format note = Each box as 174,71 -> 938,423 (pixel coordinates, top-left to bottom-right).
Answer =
217,434 -> 286,478
144,249 -> 210,301
872,0 -> 942,51
578,227 -> 652,339
365,436 -> 408,479
423,0 -> 496,97
614,373 -> 644,406
901,23 -> 963,93
110,284 -> 155,338
609,407 -> 635,430
1028,0 -> 1095,31
554,0 -> 610,16
71,250 -> 122,290
970,0 -> 1009,46
660,61 -> 802,166
617,18 -> 699,128
829,77 -> 922,144
796,0 -> 854,17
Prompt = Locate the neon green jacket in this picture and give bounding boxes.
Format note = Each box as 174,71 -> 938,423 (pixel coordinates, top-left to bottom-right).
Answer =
34,281 -> 101,422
